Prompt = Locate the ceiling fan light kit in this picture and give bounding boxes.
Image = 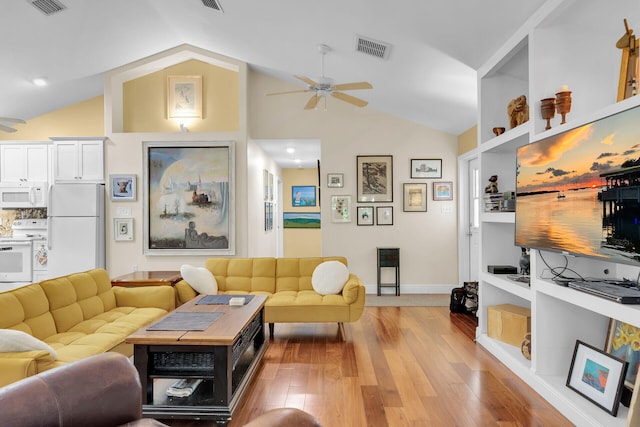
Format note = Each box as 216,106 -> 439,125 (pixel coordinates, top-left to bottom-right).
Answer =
267,44 -> 373,110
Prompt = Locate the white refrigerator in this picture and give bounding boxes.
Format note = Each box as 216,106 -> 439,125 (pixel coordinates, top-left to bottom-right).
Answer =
47,183 -> 105,278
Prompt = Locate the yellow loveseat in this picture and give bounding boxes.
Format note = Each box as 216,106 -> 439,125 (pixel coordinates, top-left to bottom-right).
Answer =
0,268 -> 175,387
174,257 -> 366,340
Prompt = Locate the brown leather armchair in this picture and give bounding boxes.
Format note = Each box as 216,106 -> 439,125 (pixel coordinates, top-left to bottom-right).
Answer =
0,352 -> 166,427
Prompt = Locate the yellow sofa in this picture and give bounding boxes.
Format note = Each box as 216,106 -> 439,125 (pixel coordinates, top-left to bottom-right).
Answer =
0,268 -> 175,387
174,257 -> 366,340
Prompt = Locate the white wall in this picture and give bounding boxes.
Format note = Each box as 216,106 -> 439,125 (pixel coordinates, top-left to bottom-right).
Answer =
246,140 -> 282,257
249,71 -> 459,292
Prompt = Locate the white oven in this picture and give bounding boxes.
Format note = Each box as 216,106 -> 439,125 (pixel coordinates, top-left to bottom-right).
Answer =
0,239 -> 32,283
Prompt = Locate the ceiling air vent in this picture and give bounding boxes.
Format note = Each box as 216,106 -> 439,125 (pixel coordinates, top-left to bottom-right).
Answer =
355,35 -> 391,60
201,0 -> 223,12
27,0 -> 66,15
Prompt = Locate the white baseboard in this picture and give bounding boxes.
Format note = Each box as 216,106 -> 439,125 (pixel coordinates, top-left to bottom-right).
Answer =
364,284 -> 457,295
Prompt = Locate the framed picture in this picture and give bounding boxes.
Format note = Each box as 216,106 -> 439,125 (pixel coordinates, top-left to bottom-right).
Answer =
264,202 -> 273,231
114,218 -> 133,241
331,195 -> 352,223
605,319 -> 639,393
403,183 -> 427,212
292,185 -> 316,207
411,158 -> 442,179
268,172 -> 274,201
376,206 -> 393,225
167,75 -> 202,119
110,174 -> 136,201
263,169 -> 269,201
357,206 -> 374,226
433,181 -> 453,201
283,212 -> 321,229
142,141 -> 235,255
357,155 -> 393,202
327,173 -> 344,188
566,340 -> 628,416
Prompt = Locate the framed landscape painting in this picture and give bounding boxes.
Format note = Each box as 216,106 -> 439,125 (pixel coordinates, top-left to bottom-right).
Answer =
357,155 -> 393,202
142,141 -> 235,255
283,212 -> 321,229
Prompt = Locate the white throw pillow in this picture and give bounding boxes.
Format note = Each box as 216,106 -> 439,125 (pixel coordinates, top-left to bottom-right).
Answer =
312,261 -> 349,295
0,329 -> 57,359
180,264 -> 218,295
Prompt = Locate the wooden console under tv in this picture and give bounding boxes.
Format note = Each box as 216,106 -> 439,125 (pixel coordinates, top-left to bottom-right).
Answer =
126,294 -> 268,424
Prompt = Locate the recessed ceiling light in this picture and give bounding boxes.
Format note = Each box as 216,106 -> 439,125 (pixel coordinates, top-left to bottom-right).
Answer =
286,147 -> 295,154
32,78 -> 48,87
294,159 -> 301,163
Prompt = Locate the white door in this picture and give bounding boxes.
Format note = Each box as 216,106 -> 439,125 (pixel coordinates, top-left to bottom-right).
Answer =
458,153 -> 480,283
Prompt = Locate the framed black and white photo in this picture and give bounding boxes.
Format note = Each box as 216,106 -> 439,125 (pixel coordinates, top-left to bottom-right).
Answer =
143,141 -> 235,256
566,340 -> 628,416
167,75 -> 202,119
327,173 -> 344,188
357,206 -> 374,226
403,183 -> 427,212
331,195 -> 352,223
357,155 -> 393,202
114,218 -> 133,241
411,158 -> 442,179
110,174 -> 136,201
376,206 -> 393,225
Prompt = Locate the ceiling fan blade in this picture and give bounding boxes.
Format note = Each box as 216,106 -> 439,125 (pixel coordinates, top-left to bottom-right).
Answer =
0,117 -> 25,124
0,124 -> 18,133
331,91 -> 369,107
295,75 -> 319,88
304,94 -> 319,110
332,82 -> 373,91
266,89 -> 312,96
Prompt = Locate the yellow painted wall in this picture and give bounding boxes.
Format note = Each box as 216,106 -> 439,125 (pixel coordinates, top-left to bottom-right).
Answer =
123,59 -> 239,133
457,125 -> 477,155
0,96 -> 104,140
281,168 -> 321,257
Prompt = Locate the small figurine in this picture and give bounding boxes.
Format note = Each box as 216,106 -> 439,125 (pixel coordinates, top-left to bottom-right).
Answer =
508,95 -> 529,129
519,247 -> 530,276
485,175 -> 499,194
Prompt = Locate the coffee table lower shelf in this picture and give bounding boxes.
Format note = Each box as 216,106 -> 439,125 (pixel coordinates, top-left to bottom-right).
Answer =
140,342 -> 267,423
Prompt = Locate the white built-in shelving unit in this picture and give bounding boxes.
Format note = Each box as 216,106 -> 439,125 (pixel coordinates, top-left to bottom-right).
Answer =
475,1 -> 640,425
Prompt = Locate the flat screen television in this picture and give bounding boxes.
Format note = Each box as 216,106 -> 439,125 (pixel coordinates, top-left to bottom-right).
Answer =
515,103 -> 640,266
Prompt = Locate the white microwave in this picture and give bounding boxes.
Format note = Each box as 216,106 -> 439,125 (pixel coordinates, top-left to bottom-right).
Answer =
0,183 -> 48,208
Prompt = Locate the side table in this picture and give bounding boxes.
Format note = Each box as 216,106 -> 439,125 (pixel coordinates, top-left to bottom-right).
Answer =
377,247 -> 400,296
111,271 -> 182,287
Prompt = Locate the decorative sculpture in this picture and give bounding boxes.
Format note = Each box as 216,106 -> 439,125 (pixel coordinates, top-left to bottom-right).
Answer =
484,175 -> 499,194
540,98 -> 556,130
616,19 -> 639,101
507,95 -> 529,129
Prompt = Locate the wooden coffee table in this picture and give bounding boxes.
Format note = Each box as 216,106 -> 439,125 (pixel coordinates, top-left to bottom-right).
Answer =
126,294 -> 268,424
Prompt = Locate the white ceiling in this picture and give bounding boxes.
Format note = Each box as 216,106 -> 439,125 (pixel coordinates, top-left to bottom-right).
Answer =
1,0 -> 547,166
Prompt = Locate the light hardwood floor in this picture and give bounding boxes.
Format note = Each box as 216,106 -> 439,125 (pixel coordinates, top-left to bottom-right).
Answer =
164,306 -> 573,427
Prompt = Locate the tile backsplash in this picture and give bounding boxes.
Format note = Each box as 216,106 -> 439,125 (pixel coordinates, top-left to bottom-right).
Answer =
0,209 -> 47,236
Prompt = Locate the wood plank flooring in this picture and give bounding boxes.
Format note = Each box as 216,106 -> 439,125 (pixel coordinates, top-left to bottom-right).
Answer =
162,306 -> 573,427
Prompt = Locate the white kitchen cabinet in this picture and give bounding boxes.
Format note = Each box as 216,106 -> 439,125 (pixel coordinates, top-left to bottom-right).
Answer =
470,1 -> 640,426
51,137 -> 105,183
0,143 -> 49,183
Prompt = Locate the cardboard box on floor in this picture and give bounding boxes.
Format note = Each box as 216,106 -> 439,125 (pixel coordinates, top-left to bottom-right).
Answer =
487,304 -> 531,347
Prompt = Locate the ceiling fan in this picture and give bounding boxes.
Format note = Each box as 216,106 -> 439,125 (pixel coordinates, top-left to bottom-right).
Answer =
0,117 -> 26,133
267,44 -> 373,110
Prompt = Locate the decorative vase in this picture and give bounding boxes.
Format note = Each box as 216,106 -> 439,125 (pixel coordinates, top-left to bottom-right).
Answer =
540,98 -> 556,130
555,91 -> 572,124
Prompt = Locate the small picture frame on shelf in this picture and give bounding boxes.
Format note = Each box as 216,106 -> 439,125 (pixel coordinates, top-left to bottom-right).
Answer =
109,174 -> 136,202
433,181 -> 453,201
114,218 -> 133,241
566,340 -> 628,416
376,206 -> 393,225
605,319 -> 639,397
327,173 -> 344,188
357,206 -> 374,226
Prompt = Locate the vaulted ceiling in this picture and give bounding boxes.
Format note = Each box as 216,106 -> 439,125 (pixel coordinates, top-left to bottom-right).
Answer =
1,0 -> 546,136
